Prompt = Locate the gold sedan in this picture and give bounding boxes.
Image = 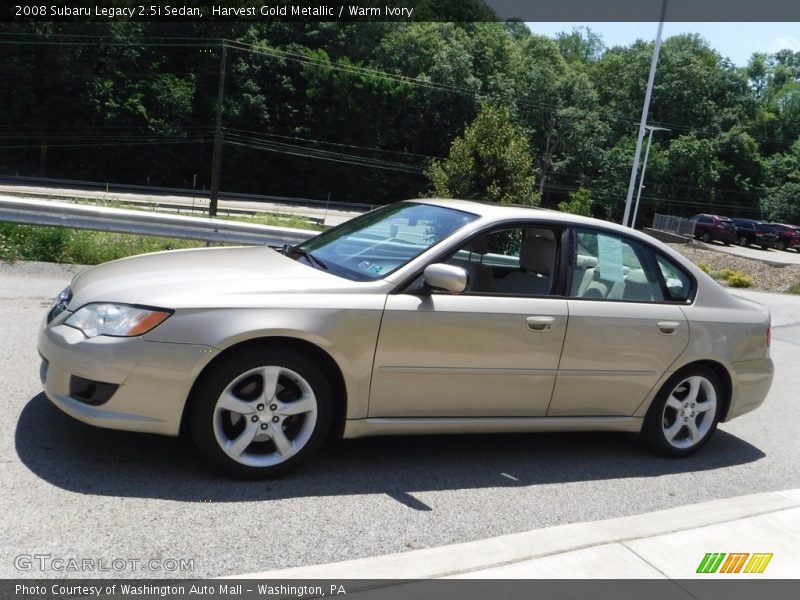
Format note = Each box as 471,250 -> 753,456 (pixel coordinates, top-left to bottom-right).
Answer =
38,199 -> 773,477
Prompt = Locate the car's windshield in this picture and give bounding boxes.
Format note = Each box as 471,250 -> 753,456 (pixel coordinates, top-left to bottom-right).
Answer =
294,202 -> 479,281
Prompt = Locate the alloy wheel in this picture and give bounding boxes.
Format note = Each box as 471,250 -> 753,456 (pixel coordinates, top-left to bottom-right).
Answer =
661,375 -> 717,450
212,365 -> 318,467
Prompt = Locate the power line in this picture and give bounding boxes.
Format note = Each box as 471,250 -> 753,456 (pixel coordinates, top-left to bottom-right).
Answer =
223,138 -> 425,174
220,127 -> 444,160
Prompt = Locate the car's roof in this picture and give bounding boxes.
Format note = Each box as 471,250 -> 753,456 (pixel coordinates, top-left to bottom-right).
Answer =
409,197 -> 637,236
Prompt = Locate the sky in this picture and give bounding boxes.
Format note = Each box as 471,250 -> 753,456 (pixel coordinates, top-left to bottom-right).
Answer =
527,22 -> 800,66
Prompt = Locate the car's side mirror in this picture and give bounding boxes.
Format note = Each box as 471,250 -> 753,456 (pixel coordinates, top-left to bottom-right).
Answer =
423,264 -> 468,294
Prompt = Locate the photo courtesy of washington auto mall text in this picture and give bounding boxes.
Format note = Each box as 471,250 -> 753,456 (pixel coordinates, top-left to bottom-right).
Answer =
13,582 -> 349,599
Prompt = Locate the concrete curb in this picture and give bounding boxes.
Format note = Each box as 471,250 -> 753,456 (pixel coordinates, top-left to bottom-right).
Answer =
230,489 -> 800,579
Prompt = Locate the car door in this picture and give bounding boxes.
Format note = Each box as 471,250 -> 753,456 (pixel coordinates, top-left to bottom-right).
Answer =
547,228 -> 690,417
369,225 -> 569,418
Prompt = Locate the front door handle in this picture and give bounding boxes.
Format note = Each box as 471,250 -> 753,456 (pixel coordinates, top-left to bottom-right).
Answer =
657,321 -> 681,334
526,316 -> 556,331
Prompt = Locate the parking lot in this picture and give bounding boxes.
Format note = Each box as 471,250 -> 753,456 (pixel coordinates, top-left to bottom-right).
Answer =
696,239 -> 800,265
2,261 -> 799,579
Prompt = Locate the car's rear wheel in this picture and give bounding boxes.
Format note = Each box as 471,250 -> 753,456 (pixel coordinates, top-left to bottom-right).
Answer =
701,232 -> 711,243
775,241 -> 786,251
641,366 -> 722,457
739,236 -> 749,247
190,347 -> 332,478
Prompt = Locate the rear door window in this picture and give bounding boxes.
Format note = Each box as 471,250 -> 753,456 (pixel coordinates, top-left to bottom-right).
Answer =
570,229 -> 664,302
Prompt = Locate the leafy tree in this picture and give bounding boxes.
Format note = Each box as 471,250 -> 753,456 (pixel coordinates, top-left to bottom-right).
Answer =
427,103 -> 539,205
713,127 -> 764,214
761,182 -> 800,223
558,187 -> 593,216
556,27 -> 606,65
661,134 -> 721,213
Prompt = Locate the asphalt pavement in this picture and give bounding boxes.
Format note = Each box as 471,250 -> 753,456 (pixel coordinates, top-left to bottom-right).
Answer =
0,184 -> 364,227
1,262 -> 799,579
696,239 -> 800,265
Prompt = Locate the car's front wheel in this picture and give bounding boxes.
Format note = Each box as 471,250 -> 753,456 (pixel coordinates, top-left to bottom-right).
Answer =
190,347 -> 332,478
701,232 -> 711,243
641,366 -> 723,457
739,236 -> 749,247
775,241 -> 786,251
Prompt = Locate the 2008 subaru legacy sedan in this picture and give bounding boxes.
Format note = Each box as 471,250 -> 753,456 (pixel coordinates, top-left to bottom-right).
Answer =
38,199 -> 774,478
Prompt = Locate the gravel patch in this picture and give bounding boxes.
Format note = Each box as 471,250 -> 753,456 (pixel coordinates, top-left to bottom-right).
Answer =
668,243 -> 800,293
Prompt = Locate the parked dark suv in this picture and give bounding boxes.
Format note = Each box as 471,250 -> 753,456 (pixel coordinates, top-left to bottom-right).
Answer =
767,223 -> 800,251
730,218 -> 780,250
688,214 -> 737,245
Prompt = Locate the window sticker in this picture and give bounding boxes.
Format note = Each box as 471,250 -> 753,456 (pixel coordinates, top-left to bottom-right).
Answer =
357,261 -> 372,270
597,234 -> 625,283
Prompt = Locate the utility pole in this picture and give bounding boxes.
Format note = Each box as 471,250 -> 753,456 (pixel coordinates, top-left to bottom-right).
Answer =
209,40 -> 227,218
622,0 -> 668,228
631,125 -> 670,229
39,142 -> 47,177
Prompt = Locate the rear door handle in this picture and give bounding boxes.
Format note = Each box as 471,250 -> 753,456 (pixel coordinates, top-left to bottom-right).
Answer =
657,321 -> 681,334
526,316 -> 556,331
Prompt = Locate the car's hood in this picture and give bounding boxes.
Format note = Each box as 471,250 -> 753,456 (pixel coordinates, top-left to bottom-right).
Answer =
67,246 -> 380,309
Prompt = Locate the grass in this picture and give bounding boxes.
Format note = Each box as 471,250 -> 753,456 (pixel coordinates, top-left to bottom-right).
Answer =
71,196 -> 326,232
0,200 -> 324,265
0,224 -> 208,264
785,283 -> 800,295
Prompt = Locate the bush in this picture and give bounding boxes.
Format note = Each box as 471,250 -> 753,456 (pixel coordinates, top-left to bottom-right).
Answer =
694,262 -> 753,287
720,268 -> 753,288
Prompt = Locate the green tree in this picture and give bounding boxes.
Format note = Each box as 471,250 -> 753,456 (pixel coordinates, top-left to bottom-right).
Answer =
761,182 -> 800,223
558,187 -> 593,216
427,103 -> 539,205
662,134 -> 721,213
556,27 -> 605,65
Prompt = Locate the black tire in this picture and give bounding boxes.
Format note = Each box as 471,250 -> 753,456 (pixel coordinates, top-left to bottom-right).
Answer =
739,236 -> 749,247
761,245 -> 769,250
701,232 -> 711,243
189,347 -> 333,479
723,240 -> 730,246
775,241 -> 786,251
640,366 -> 723,458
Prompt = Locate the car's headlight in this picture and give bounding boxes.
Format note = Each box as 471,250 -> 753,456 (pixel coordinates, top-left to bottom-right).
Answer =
47,286 -> 73,324
65,304 -> 172,338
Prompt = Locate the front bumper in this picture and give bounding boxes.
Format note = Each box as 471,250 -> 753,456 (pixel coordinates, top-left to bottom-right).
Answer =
38,322 -> 218,436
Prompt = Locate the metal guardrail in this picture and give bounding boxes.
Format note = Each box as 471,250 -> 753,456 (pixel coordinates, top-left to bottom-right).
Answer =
652,213 -> 696,237
0,175 -> 372,211
0,197 -> 317,246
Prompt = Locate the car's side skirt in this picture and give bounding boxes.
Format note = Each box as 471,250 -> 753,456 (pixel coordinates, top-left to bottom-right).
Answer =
342,416 -> 643,439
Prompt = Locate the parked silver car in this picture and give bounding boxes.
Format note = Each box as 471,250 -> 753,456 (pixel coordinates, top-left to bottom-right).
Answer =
38,199 -> 774,477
